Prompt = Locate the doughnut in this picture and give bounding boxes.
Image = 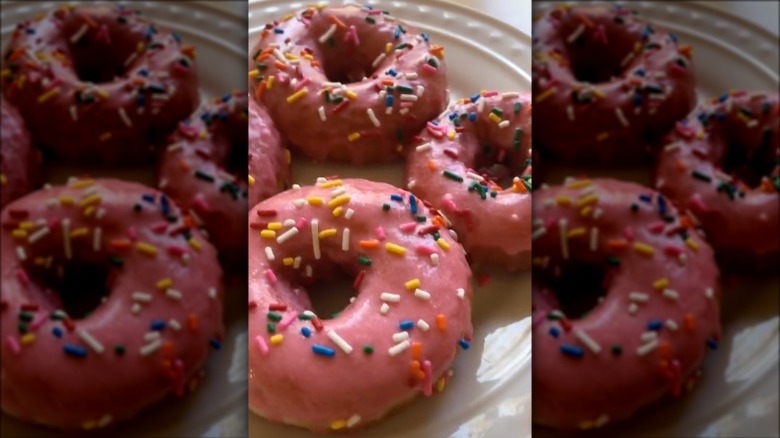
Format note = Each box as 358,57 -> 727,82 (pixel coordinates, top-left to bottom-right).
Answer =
158,92 -> 266,265
0,178 -> 224,431
2,4 -> 199,163
655,91 -> 779,270
532,177 -> 721,431
1,97 -> 38,206
406,91 -> 532,271
248,4 -> 448,164
532,3 -> 696,163
248,98 -> 290,208
248,178 -> 473,432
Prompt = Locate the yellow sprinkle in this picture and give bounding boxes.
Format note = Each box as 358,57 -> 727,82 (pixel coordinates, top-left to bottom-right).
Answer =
405,278 -> 421,290
319,179 -> 343,188
99,132 -> 112,141
302,54 -> 314,61
596,132 -> 609,142
19,221 -> 34,230
0,68 -> 10,78
345,90 -> 358,100
12,229 -> 27,239
248,174 -> 256,185
653,278 -> 669,291
156,278 -> 173,290
282,13 -> 295,20
576,194 -> 599,207
284,52 -> 299,60
37,87 -> 60,103
579,420 -> 594,430
20,333 -> 36,345
685,238 -> 699,252
307,196 -> 324,206
580,206 -> 592,217
283,257 -> 294,266
695,129 -> 704,140
328,194 -> 351,208
592,88 -> 605,99
78,194 -> 102,207
347,132 -> 361,142
260,230 -> 277,239
318,228 -> 337,239
330,420 -> 347,430
267,75 -> 275,89
535,87 -> 557,103
447,129 -> 456,140
633,242 -> 655,256
34,257 -> 47,266
332,206 -> 343,217
385,242 -> 407,256
488,113 -> 502,124
385,42 -> 392,53
435,376 -> 447,392
83,206 -> 95,217
69,227 -> 89,238
199,129 -> 208,140
70,179 -> 94,189
270,334 -> 284,345
267,222 -> 283,231
188,238 -> 202,252
0,174 -> 5,185
286,88 -> 308,104
555,194 -> 572,206
567,227 -> 586,238
136,242 -> 159,256
136,42 -> 145,52
567,179 -> 592,189
248,69 -> 260,79
436,239 -> 451,251
58,195 -> 75,206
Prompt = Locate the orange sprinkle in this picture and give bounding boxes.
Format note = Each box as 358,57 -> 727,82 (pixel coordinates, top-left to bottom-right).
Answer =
358,239 -> 379,249
81,14 -> 98,28
426,159 -> 437,171
576,14 -> 595,27
430,44 -> 445,59
109,239 -> 132,249
659,341 -> 671,359
675,159 -> 686,172
679,214 -> 695,229
161,341 -> 174,358
435,314 -> 446,331
411,342 -> 422,360
606,239 -> 628,250
760,177 -> 774,193
187,313 -> 199,331
274,60 -> 288,70
431,215 -> 446,228
684,313 -> 696,331
255,80 -> 266,100
328,15 -> 347,29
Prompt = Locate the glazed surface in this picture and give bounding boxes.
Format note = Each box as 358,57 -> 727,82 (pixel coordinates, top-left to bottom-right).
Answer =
532,178 -> 720,432
0,97 -> 37,206
248,4 -> 448,164
0,179 -> 224,431
405,91 -> 532,270
655,91 -> 779,270
2,4 -> 198,163
248,178 -> 473,432
248,98 -> 289,208
532,3 -> 696,163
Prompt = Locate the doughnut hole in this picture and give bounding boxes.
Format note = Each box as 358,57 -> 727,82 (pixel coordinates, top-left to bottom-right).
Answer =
713,122 -> 777,188
472,143 -> 530,189
536,262 -> 612,320
279,259 -> 361,321
562,15 -> 639,83
206,110 -> 249,178
25,259 -> 115,320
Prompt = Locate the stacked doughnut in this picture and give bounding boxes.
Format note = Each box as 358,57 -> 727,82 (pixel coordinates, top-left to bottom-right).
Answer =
532,2 -> 777,433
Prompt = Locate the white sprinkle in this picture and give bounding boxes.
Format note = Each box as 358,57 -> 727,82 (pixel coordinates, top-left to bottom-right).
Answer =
665,319 -> 679,331
93,227 -> 102,251
567,24 -> 585,43
367,108 -> 381,127
132,292 -> 153,303
62,219 -> 72,260
305,265 -> 313,277
621,51 -> 635,67
628,302 -> 639,314
629,292 -> 649,302
416,142 -> 432,152
400,94 -> 418,102
70,24 -> 88,43
283,218 -> 296,227
430,253 -> 439,266
165,289 -> 182,300
381,293 -> 401,303
344,208 -> 354,219
372,52 -> 386,68
327,330 -> 353,354
168,319 -> 182,331
293,198 -> 306,208
265,246 -> 275,261
311,220 -> 321,260
301,310 -> 317,319
392,331 -> 410,342
380,303 -> 391,315
208,287 -> 217,299
318,24 -> 337,44
457,288 -> 465,299
575,328 -> 601,354
386,105 -> 393,115
705,288 -> 714,299
416,85 -> 425,96
78,329 -> 104,354
341,228 -> 350,251
318,106 -> 326,121
532,226 -> 547,240
662,288 -> 679,300
640,331 -> 658,342
139,339 -> 162,356
595,414 -> 609,428
124,52 -> 138,67
558,219 -> 569,259
144,331 -> 161,342
167,142 -> 184,153
97,414 -> 112,428
615,108 -> 629,127
276,226 -> 299,244
589,227 -> 599,251
15,246 -> 26,261
566,105 -> 575,121
414,288 -> 431,300
131,303 -> 142,314
388,340 -> 411,356
592,208 -> 603,219
118,108 -> 132,127
498,120 -> 510,128
346,414 -> 361,428
69,105 -> 78,121
663,142 -> 681,152
636,339 -> 659,356
477,96 -> 486,112
417,319 -> 430,331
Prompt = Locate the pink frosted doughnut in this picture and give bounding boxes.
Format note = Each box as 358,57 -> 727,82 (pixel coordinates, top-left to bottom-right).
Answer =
532,178 -> 721,432
248,4 -> 448,164
248,178 -> 473,432
405,91 -> 532,270
0,178 -> 224,431
248,98 -> 289,208
1,97 -> 38,206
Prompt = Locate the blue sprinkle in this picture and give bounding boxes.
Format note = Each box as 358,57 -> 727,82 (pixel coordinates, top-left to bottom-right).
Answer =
560,344 -> 584,358
301,327 -> 312,338
150,320 -> 166,331
469,112 -> 477,122
549,327 -> 560,338
136,94 -> 146,107
52,327 -> 63,338
210,338 -> 222,350
706,338 -> 719,350
161,194 -> 170,215
63,344 -> 87,358
138,68 -> 149,77
458,338 -> 470,350
312,344 -> 335,357
394,27 -> 401,39
657,195 -> 667,215
718,93 -> 729,102
669,32 -> 678,43
639,194 -> 652,203
274,28 -> 284,34
172,32 -> 181,43
25,27 -> 35,34
715,112 -> 726,121
647,320 -> 663,331
219,111 -> 228,121
399,320 -> 414,330
470,93 -> 481,103
448,112 -> 458,120
222,93 -> 232,102
421,33 -> 429,43
386,68 -> 397,77
634,68 -> 646,77
385,95 -> 394,107
634,94 -> 643,107
142,194 -> 155,203
409,195 -> 418,215
390,194 -> 404,202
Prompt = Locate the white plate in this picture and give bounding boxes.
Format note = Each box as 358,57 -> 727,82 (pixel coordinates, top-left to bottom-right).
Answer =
1,2 -> 249,437
248,1 -> 532,437
532,2 -> 780,437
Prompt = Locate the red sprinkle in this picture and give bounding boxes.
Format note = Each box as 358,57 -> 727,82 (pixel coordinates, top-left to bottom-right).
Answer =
269,303 -> 288,311
256,209 -> 278,217
353,270 -> 366,289
311,317 -> 324,331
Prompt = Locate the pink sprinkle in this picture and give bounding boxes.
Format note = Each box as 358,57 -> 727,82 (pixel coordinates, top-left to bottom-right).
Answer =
544,217 -> 557,230
278,312 -> 298,331
172,62 -> 189,75
675,122 -> 695,139
664,245 -> 684,257
400,222 -> 417,233
414,245 -> 437,256
96,24 -> 111,44
441,196 -> 458,213
422,64 -> 438,75
400,102 -> 414,109
623,226 -> 635,241
532,311 -> 547,329
126,226 -> 137,241
296,217 -> 309,229
30,312 -> 49,331
689,193 -> 709,212
264,269 -> 278,285
173,359 -> 185,396
374,226 -> 386,241
647,221 -> 665,234
192,194 -> 212,212
5,335 -> 20,355
16,269 -> 29,286
179,122 -> 199,138
167,245 -> 187,256
255,335 -> 269,355
593,24 -> 608,44
294,77 -> 310,91
669,62 -> 686,76
151,221 -> 168,233
422,360 -> 433,396
48,217 -> 61,230
367,9 -> 382,15
483,90 -> 498,97
426,122 -> 445,138
276,72 -> 290,85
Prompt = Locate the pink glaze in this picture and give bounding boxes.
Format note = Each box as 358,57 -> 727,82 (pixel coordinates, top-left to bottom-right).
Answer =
533,4 -> 696,163
248,5 -> 448,164
248,178 -> 473,432
2,4 -> 198,163
532,178 -> 721,432
0,179 -> 224,431
405,91 -> 532,271
655,91 -> 779,271
248,98 -> 289,208
1,97 -> 38,206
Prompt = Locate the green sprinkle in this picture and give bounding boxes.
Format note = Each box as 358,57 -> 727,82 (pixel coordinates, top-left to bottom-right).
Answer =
18,323 -> 28,334
365,16 -> 376,24
607,256 -> 621,266
267,323 -> 276,333
611,344 -> 622,355
490,107 -> 503,117
691,170 -> 712,182
18,311 -> 34,323
115,344 -> 126,356
382,203 -> 391,211
514,102 -> 522,114
427,57 -> 439,68
298,313 -> 312,321
443,170 -> 464,182
267,312 -> 282,322
363,345 -> 374,355
194,170 -> 215,182
358,255 -> 372,266
396,85 -> 414,94
110,256 -> 124,266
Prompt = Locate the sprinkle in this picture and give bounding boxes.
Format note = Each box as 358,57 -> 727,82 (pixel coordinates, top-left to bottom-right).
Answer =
328,194 -> 350,208
662,288 -> 679,300
575,329 -> 601,354
139,339 -> 162,356
385,242 -> 407,256
367,108 -> 381,127
62,219 -> 72,259
318,24 -> 337,44
615,108 -> 629,127
442,170 -> 463,182
559,219 -> 569,259
381,293 -> 400,302
392,332 -> 409,342
165,289 -> 182,300
417,319 -> 430,331
118,108 -> 132,127
70,24 -> 89,43
567,24 -> 585,43
414,289 -> 431,300
327,330 -> 353,354
347,132 -> 361,142
435,314 -> 446,331
276,226 -> 299,244
560,344 -> 584,358
312,344 -> 336,357
78,329 -> 104,354
637,339 -> 659,356
632,242 -> 654,256
405,279 -> 421,290
341,228 -> 350,251
135,242 -> 158,256
388,340 -> 411,356
286,89 -> 308,104
63,344 -> 88,358
653,278 -> 669,290
535,87 -> 557,103
311,219 -> 321,260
